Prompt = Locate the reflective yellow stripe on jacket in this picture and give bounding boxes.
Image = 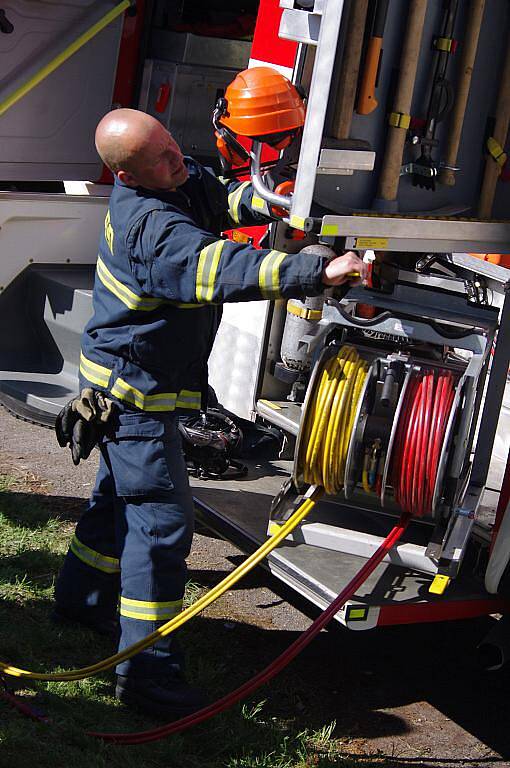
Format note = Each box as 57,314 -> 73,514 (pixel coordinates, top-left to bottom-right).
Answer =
120,596 -> 183,621
104,210 -> 114,254
110,378 -> 201,412
79,352 -> 111,388
259,250 -> 287,299
228,181 -> 251,225
97,256 -> 165,312
80,354 -> 201,412
196,239 -> 226,302
70,534 -> 120,574
97,256 -> 204,311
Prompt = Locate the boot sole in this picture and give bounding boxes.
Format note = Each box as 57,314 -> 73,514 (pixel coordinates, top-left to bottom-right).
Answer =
115,685 -> 203,720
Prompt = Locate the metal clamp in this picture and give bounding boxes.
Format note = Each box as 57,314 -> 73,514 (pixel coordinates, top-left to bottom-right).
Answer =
400,163 -> 437,178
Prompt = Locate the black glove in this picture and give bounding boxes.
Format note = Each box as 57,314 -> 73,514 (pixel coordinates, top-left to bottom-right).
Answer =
55,388 -> 115,465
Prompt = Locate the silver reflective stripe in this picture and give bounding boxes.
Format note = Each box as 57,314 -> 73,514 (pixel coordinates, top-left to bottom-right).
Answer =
70,534 -> 120,574
96,256 -> 165,312
120,596 -> 183,621
110,378 -> 201,412
79,352 -> 111,388
258,250 -> 287,299
196,239 -> 226,302
176,390 -> 202,409
228,180 -> 250,224
110,378 -> 177,412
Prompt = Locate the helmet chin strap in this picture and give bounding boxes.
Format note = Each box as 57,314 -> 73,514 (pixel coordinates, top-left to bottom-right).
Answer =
212,98 -> 250,171
250,140 -> 292,213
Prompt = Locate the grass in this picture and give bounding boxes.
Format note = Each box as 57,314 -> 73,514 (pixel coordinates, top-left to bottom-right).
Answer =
0,472 -> 372,768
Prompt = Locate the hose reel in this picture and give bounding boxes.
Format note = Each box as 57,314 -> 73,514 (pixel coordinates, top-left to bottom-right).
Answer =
291,342 -> 463,520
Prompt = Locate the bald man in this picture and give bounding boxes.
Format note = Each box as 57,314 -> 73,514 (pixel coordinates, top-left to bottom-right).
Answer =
54,108 -> 365,719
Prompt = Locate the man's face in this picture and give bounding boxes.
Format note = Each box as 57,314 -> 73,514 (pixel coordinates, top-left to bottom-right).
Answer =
132,130 -> 189,190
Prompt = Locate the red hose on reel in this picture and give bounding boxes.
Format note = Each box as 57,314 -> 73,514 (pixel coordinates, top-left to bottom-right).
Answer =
391,369 -> 455,517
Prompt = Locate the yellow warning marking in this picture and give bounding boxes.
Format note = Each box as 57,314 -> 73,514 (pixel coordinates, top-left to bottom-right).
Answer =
290,215 -> 306,230
268,522 -> 283,536
321,224 -> 339,237
355,237 -> 389,250
347,607 -> 367,620
259,399 -> 282,410
429,574 -> 451,595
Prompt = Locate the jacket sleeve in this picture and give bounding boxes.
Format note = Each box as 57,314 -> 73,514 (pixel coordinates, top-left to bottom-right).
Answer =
131,209 -> 328,304
218,176 -> 274,226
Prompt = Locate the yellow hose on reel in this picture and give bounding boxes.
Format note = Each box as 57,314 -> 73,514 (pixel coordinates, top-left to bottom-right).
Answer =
0,348 -> 365,682
299,345 -> 369,494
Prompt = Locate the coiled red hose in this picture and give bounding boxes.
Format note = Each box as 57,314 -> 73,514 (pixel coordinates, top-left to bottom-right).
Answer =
391,369 -> 455,517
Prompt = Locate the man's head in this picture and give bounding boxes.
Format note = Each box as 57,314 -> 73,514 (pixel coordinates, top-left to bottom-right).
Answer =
95,108 -> 189,190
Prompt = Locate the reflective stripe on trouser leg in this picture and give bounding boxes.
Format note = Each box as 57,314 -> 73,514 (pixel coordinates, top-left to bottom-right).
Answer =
109,415 -> 195,677
54,452 -> 120,625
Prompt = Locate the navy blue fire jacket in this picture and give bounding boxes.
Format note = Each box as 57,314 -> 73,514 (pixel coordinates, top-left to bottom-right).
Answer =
79,158 -> 329,413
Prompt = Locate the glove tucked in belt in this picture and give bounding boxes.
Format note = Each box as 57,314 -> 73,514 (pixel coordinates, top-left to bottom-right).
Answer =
55,388 -> 115,465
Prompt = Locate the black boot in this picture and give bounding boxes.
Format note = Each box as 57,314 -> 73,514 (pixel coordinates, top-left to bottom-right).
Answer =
115,672 -> 208,719
51,606 -> 119,638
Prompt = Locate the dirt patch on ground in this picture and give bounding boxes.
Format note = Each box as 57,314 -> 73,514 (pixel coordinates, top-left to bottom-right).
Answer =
0,405 -> 509,767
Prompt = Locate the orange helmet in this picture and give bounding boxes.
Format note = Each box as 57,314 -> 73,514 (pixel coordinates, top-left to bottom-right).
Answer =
220,67 -> 305,139
213,67 -> 305,169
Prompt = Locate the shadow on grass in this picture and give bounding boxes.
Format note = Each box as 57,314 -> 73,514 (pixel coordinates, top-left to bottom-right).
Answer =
2,534 -> 510,760
0,490 -> 85,528
0,605 -> 406,768
0,549 -> 65,589
1,488 -> 510,763
1,592 -> 510,766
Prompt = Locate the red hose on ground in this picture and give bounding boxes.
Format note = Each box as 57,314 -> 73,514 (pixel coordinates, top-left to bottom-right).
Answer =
89,513 -> 410,745
0,686 -> 50,724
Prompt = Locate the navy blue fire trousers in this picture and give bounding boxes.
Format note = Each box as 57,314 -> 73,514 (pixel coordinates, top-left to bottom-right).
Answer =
54,410 -> 194,678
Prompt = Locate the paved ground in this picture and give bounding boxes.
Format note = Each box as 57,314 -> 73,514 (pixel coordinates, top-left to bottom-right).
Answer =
1,404 -> 509,767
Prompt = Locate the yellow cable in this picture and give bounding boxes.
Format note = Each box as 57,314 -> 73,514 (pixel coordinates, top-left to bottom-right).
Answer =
0,488 -> 323,681
0,1 -> 130,117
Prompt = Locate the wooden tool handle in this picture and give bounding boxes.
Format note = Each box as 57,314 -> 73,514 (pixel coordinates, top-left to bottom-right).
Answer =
331,0 -> 370,140
376,0 -> 428,202
478,32 -> 510,218
438,0 -> 486,187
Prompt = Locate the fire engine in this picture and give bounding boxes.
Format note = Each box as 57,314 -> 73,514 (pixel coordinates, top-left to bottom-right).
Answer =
1,0 -> 510,664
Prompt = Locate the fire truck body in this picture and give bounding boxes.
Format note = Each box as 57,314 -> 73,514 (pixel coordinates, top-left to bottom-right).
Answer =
1,0 -> 510,633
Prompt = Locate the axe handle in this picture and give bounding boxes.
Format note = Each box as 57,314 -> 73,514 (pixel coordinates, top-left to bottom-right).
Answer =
331,0 -> 370,140
376,0 -> 428,202
357,0 -> 390,115
478,30 -> 510,218
438,0 -> 486,187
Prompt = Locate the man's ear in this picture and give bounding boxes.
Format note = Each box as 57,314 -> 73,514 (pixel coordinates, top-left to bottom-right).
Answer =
117,169 -> 137,187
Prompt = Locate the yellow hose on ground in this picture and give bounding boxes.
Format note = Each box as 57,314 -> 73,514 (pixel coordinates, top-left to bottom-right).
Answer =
1,346 -> 365,682
0,488 -> 322,681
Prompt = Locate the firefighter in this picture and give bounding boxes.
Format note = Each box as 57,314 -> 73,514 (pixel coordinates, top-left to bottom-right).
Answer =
54,69 -> 367,719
